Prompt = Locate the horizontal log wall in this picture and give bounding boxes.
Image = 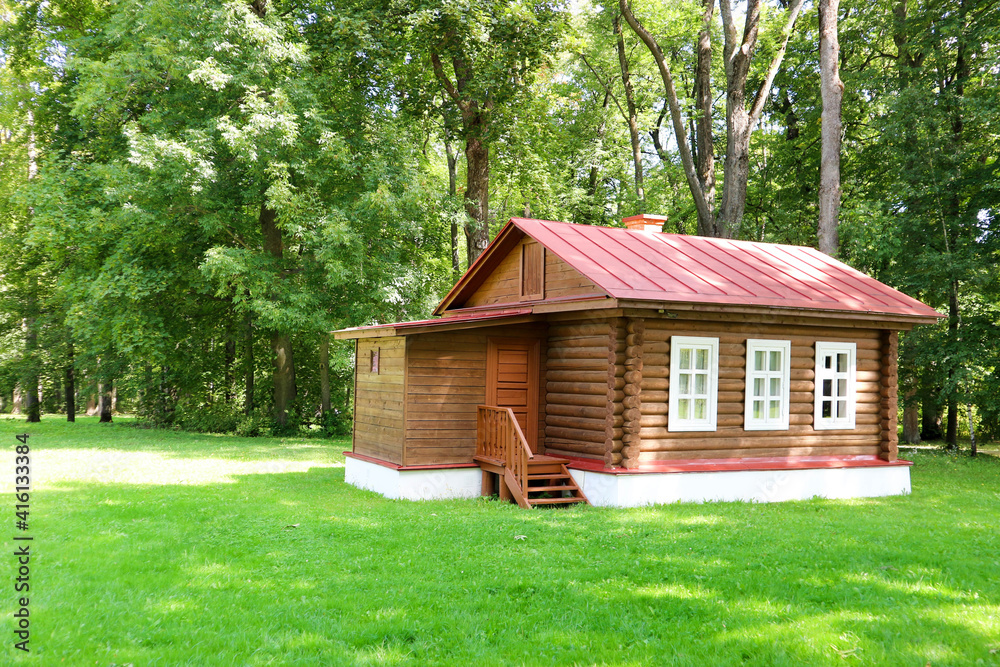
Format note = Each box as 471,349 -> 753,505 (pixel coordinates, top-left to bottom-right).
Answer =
544,320 -> 615,460
354,337 -> 406,464
404,332 -> 487,465
881,330 -> 899,462
464,236 -> 603,308
637,316 -> 889,462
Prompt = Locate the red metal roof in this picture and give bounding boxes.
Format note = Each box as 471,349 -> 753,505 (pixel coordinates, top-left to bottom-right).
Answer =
504,218 -> 941,320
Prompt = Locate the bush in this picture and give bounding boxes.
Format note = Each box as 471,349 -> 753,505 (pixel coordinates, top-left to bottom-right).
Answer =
234,410 -> 272,438
175,404 -> 240,434
319,409 -> 352,438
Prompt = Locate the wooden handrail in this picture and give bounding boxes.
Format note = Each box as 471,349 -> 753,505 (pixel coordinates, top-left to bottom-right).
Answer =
477,405 -> 534,501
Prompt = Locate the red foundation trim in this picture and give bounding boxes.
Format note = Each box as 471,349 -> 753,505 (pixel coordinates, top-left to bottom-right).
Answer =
561,454 -> 912,475
344,451 -> 480,471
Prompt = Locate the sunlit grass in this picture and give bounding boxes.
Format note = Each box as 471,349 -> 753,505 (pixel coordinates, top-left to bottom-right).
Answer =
1,417 -> 998,665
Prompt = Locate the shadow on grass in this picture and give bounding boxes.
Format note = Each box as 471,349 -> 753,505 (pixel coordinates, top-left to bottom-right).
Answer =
0,414 -> 350,465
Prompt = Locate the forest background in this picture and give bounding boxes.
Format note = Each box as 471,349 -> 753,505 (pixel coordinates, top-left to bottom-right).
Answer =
0,0 -> 997,447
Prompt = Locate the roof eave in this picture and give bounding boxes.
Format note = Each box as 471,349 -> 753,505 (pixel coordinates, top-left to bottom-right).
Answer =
616,299 -> 943,327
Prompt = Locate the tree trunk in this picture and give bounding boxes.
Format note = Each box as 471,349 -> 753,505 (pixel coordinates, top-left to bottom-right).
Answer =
463,124 -> 490,260
320,333 -> 331,415
430,52 -> 492,262
99,378 -> 113,423
445,137 -> 461,277
260,202 -> 295,425
585,91 -> 611,224
921,394 -> 942,441
24,274 -> 40,423
244,309 -> 254,415
272,332 -> 296,427
817,0 -> 843,256
224,336 -> 235,405
967,403 -> 977,457
946,280 -> 959,449
65,340 -> 76,422
717,104 -> 751,238
694,0 -> 716,219
614,13 -> 645,213
901,390 -> 920,444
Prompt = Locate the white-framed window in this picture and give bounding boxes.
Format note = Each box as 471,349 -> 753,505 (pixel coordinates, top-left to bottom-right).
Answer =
744,339 -> 791,431
814,341 -> 857,430
668,336 -> 719,432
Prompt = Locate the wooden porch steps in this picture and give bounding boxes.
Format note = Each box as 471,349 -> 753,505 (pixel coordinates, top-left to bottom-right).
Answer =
475,454 -> 589,508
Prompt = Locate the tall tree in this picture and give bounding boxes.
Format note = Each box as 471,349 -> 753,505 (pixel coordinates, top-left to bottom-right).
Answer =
392,0 -> 563,260
620,0 -> 805,237
817,0 -> 843,256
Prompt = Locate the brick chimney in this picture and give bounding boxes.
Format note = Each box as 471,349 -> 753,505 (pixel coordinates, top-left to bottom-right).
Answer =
622,214 -> 667,232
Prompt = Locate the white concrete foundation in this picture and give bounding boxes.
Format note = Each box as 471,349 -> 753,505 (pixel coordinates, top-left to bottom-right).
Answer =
567,464 -> 911,507
345,456 -> 482,501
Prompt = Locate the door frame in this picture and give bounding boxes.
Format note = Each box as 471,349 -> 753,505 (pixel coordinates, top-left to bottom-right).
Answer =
486,337 -> 541,452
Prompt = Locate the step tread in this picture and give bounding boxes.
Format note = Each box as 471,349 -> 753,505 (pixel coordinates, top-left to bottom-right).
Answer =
529,497 -> 586,505
527,485 -> 579,493
527,473 -> 571,480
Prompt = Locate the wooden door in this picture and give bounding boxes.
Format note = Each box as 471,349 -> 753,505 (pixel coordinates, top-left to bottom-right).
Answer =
486,338 -> 540,453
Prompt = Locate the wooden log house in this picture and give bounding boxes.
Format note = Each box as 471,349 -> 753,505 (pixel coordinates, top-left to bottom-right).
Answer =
335,215 -> 941,507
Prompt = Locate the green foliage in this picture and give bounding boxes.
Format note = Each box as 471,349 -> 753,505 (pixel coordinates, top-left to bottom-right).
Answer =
0,0 -> 999,435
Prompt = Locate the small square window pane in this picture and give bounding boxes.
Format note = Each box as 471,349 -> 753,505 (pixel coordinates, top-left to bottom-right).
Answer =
837,353 -> 848,373
678,373 -> 690,394
837,400 -> 847,419
823,379 -> 832,397
769,377 -> 781,397
769,350 -> 781,371
825,356 -> 832,369
679,348 -> 690,369
753,400 -> 764,420
695,348 -> 708,370
769,400 -> 781,419
694,399 -> 706,420
837,378 -> 847,397
695,374 -> 707,395
754,350 -> 765,371
822,400 -> 832,418
678,399 -> 690,420
754,377 -> 765,398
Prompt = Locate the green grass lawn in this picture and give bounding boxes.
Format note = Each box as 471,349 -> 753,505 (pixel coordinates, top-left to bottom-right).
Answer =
2,416 -> 998,666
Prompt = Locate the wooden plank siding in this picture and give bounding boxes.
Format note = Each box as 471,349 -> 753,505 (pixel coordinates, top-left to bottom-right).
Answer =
463,236 -> 603,308
403,325 -> 547,465
630,315 -> 891,462
404,332 -> 488,465
353,336 -> 406,464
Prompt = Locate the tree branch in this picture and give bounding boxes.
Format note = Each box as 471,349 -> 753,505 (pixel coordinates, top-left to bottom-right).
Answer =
578,52 -> 629,122
619,0 -> 712,224
430,52 -> 469,112
748,0 -> 805,129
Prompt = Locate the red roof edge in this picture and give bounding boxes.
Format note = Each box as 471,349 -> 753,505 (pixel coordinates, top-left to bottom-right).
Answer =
333,307 -> 534,339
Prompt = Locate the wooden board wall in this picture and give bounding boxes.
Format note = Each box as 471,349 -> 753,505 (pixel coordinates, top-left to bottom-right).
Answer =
463,236 -> 603,308
544,320 -> 617,461
353,336 -> 405,464
630,316 -> 889,462
403,325 -> 547,465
